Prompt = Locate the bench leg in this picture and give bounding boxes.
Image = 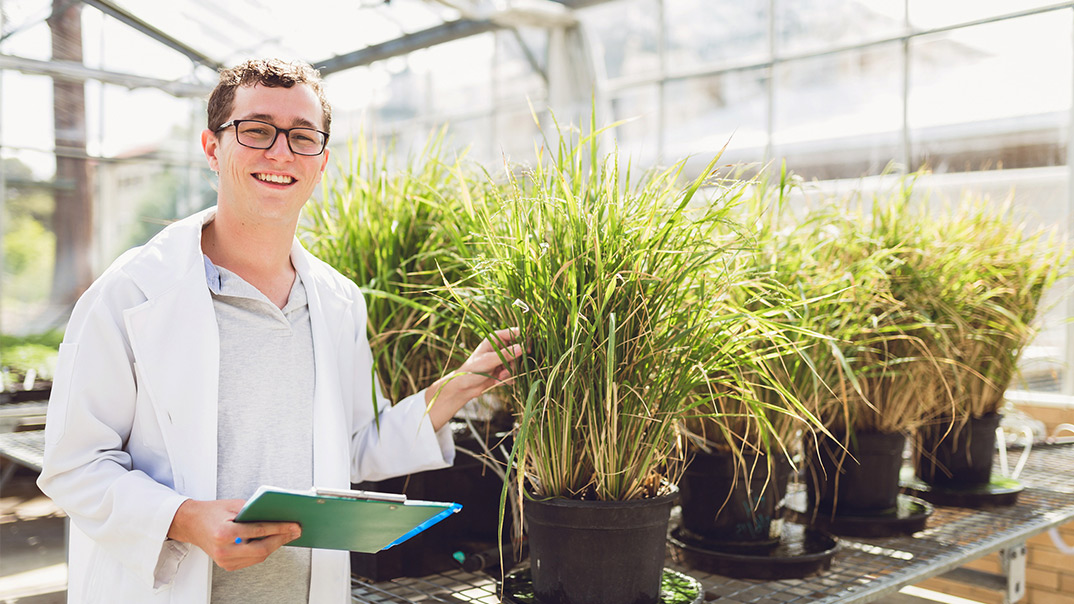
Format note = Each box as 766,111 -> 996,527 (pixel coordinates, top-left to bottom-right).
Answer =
0,462 -> 17,491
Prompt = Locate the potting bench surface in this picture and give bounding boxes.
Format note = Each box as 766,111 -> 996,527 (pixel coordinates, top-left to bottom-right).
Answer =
349,443 -> 1074,604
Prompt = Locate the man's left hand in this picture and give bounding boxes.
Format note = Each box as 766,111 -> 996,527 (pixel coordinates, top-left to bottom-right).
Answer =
425,327 -> 523,430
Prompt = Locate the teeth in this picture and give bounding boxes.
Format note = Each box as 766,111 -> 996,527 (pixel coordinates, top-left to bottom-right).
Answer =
256,173 -> 294,184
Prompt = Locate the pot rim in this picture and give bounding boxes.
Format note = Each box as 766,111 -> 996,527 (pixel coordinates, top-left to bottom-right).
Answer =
526,484 -> 680,509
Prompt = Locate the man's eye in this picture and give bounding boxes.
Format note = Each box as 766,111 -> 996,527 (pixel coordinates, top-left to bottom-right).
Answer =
292,131 -> 317,144
242,126 -> 272,136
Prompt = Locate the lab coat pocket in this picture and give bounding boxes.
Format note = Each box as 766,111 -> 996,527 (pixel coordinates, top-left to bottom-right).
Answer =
43,342 -> 79,446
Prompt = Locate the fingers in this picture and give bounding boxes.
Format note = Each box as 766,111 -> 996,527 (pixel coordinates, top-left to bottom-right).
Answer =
479,328 -> 524,359
171,499 -> 305,572
228,532 -> 300,568
215,523 -> 301,571
487,343 -> 524,363
465,347 -> 522,377
239,521 -> 301,542
427,325 -> 523,429
490,326 -> 520,342
477,327 -> 521,353
493,367 -> 516,387
465,341 -> 522,378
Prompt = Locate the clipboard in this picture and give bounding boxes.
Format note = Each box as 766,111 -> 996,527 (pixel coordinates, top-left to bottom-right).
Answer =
233,486 -> 462,552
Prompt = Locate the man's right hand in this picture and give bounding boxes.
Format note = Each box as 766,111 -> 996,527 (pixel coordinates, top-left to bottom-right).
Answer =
167,499 -> 301,571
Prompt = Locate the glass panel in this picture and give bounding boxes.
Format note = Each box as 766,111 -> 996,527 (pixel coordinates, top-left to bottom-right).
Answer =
0,6 -> 53,62
495,106 -> 545,165
610,85 -> 660,166
777,0 -> 905,56
90,86 -> 199,158
909,0 -> 1059,30
445,115 -> 493,165
375,124 -> 434,167
95,155 -> 214,261
0,72 -> 55,171
422,35 -> 495,117
665,0 -> 768,71
2,147 -> 57,324
663,68 -> 769,164
909,13 -> 1072,172
86,84 -> 210,263
1020,286 -> 1068,394
496,28 -> 548,105
324,66 -> 383,119
105,0 -> 458,67
93,8 -> 209,81
773,42 -> 903,179
373,60 -> 428,126
578,0 -> 661,81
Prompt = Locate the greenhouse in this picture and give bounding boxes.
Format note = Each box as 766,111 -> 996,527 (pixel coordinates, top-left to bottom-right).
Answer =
2,1 -> 1074,603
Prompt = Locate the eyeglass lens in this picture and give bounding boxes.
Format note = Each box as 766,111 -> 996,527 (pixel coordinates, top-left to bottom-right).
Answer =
236,121 -> 325,155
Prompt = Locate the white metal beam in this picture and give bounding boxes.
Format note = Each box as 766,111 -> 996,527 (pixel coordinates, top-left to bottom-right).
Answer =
315,19 -> 500,75
0,53 -> 212,98
314,0 -> 613,75
79,0 -> 222,70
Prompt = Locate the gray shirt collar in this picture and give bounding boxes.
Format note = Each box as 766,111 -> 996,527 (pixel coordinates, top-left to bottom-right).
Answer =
203,254 -> 307,314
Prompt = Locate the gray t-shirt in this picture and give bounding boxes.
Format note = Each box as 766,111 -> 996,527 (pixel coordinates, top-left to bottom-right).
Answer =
205,257 -> 315,604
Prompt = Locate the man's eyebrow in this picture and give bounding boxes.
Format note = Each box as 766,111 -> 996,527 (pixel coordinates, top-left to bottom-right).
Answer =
242,113 -> 320,129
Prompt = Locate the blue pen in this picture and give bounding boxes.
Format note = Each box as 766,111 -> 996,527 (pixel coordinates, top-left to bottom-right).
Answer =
235,536 -> 267,544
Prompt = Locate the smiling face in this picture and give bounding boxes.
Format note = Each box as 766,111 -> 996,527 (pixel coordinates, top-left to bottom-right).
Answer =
202,83 -> 330,228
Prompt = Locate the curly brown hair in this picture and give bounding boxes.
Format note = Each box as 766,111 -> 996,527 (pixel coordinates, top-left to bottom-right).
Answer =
207,58 -> 332,135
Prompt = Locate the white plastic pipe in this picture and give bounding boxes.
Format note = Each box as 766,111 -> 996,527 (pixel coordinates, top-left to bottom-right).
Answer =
1049,528 -> 1074,555
1011,428 -> 1033,480
996,427 -> 1033,480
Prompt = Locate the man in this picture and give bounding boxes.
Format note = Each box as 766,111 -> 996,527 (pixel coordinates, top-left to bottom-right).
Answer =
37,59 -> 520,604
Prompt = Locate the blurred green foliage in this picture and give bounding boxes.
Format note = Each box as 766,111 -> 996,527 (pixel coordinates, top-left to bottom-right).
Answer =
3,158 -> 56,305
1,330 -> 63,390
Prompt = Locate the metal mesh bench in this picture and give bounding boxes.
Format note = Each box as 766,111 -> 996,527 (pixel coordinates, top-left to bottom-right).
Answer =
0,429 -> 46,488
349,444 -> 1074,604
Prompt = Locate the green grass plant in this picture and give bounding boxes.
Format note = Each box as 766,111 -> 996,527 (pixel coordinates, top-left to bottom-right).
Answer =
911,193 -> 1071,421
301,130 -> 477,403
682,169 -> 825,463
749,173 -> 949,436
456,115 -> 785,503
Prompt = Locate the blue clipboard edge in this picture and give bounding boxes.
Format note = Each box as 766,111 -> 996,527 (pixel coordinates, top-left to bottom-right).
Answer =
385,501 -> 464,549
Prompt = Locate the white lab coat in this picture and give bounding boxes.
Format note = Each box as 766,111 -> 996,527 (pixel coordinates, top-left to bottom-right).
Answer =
37,207 -> 455,604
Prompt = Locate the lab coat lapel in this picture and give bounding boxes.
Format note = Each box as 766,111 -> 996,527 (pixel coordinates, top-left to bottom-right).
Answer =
123,209 -> 220,501
291,243 -> 350,488
124,264 -> 219,501
291,242 -> 353,603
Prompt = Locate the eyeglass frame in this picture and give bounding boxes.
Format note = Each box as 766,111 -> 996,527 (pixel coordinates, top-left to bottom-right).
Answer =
215,119 -> 330,156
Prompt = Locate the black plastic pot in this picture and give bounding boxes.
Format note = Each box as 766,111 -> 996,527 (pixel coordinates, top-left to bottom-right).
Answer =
679,451 -> 791,549
525,488 -> 678,604
806,431 -> 906,515
916,413 -> 1002,487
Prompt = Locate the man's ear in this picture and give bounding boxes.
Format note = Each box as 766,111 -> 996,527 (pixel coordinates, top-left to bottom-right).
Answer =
319,147 -> 330,173
201,129 -> 220,172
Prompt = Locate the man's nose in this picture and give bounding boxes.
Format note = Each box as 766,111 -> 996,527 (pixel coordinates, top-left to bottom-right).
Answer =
264,131 -> 295,160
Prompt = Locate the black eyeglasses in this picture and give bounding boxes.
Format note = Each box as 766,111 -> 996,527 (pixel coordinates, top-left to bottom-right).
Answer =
216,119 -> 329,156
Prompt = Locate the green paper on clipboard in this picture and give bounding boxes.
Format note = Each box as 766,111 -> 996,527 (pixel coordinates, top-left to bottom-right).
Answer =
234,486 -> 462,552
